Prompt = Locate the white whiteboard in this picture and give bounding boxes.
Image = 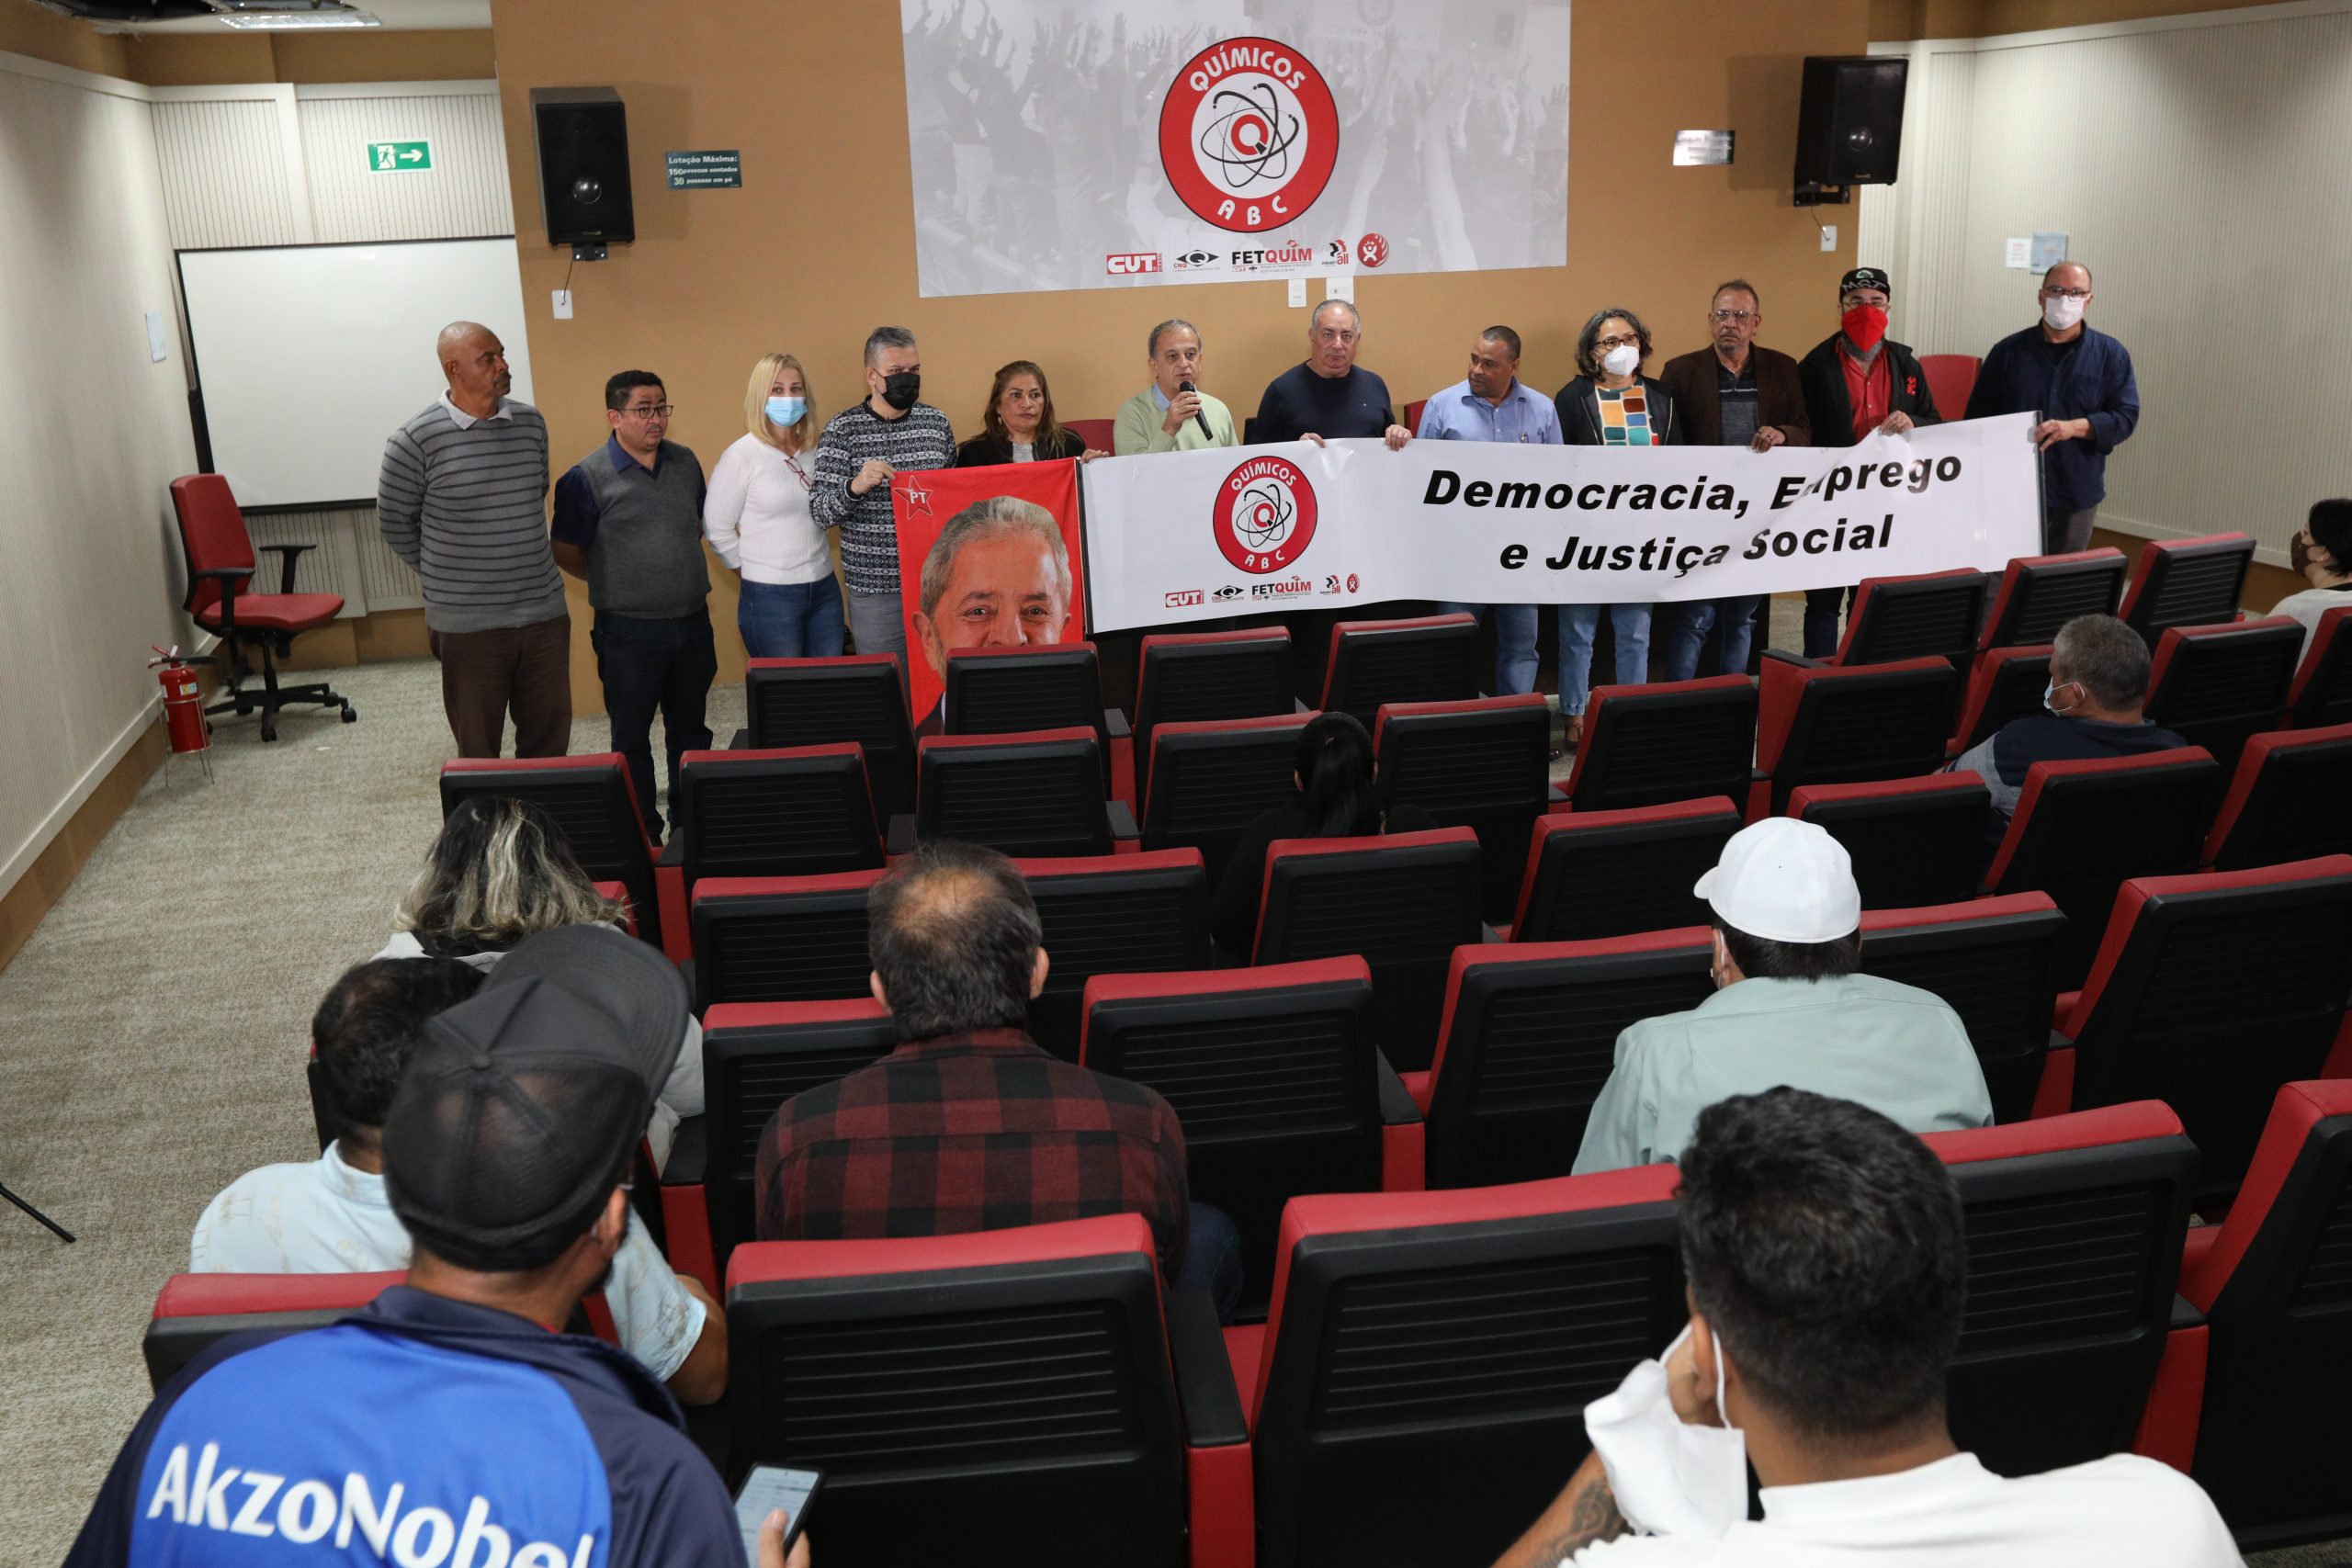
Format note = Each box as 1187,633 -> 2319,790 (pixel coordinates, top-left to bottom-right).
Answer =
177,238 -> 535,508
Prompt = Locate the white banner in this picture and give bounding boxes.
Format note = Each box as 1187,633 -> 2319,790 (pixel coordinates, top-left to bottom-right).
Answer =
1080,412 -> 2045,631
898,1 -> 1570,298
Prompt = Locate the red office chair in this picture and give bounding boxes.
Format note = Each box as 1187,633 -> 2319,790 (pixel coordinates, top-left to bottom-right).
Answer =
170,474 -> 353,741
1918,353 -> 1980,419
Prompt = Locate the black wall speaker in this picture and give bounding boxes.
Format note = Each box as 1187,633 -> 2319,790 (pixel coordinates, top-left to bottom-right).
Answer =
529,86 -> 634,247
1793,56 -> 1907,190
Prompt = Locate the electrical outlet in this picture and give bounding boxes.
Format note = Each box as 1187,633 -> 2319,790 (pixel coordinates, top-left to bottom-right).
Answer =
552,289 -> 573,320
1819,225 -> 1838,253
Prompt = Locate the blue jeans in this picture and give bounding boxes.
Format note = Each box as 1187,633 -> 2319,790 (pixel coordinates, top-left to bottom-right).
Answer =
590,608 -> 718,840
1557,604 -> 1653,716
1433,602 -> 1540,695
738,578 -> 846,660
1175,1201 -> 1246,1325
1662,597 -> 1762,682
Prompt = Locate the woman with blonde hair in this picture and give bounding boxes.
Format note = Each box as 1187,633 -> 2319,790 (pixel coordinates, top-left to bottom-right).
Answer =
704,350 -> 846,657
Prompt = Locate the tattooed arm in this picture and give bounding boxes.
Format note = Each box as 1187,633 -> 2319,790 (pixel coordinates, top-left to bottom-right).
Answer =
1492,1449 -> 1630,1568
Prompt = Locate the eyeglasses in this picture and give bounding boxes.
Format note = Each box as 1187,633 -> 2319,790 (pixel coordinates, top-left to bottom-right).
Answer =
1595,333 -> 1642,351
622,403 -> 674,420
2041,287 -> 2091,299
1709,310 -> 1758,324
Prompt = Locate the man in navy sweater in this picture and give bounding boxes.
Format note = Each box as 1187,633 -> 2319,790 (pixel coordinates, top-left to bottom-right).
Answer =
1966,261 -> 2142,556
1250,300 -> 1413,449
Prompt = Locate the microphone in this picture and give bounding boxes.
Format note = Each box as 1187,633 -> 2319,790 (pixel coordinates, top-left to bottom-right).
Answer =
1179,378 -> 1213,441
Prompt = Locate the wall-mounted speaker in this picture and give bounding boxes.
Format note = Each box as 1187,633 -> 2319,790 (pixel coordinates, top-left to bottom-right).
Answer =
1792,56 -> 1907,202
529,86 -> 634,248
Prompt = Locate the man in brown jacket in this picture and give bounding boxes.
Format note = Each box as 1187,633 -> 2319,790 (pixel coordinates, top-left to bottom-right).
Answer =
1657,280 -> 1811,680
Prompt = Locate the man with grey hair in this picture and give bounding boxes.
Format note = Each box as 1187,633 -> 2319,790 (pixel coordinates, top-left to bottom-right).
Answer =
379,321 -> 570,758
1114,319 -> 1237,454
811,325 -> 957,657
1252,299 -> 1412,450
1949,612 -> 2188,861
910,495 -> 1072,728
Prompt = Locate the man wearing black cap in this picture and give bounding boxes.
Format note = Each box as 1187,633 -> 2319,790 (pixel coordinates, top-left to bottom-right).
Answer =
69,928 -> 789,1568
1795,266 -> 1943,659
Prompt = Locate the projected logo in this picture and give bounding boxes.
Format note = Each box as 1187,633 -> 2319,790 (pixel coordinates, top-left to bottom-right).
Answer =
1216,455 -> 1320,573
1158,37 -> 1339,234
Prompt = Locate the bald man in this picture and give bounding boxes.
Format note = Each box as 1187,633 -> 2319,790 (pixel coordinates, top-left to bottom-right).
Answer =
379,321 -> 571,758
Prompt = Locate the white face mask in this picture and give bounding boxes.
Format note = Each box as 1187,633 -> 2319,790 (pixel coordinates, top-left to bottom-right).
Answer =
2041,294 -> 2086,331
1602,343 -> 1642,378
1582,1324 -> 1750,1540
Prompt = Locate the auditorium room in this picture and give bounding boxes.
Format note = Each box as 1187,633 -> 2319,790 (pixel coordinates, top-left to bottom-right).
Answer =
5,0 -> 2348,1562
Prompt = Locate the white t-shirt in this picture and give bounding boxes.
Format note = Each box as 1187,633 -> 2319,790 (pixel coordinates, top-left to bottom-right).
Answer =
2268,583 -> 2352,659
1569,1452 -> 2241,1567
703,432 -> 831,584
187,1142 -> 707,1384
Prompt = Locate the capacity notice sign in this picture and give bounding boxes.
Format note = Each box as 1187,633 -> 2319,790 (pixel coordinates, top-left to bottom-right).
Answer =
1080,413 -> 2042,631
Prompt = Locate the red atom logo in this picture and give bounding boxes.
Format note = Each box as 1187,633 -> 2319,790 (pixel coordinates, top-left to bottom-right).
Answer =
1159,37 -> 1340,234
1214,455 -> 1320,573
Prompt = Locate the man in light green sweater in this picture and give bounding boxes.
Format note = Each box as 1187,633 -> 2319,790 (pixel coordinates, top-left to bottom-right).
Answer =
1112,319 -> 1238,455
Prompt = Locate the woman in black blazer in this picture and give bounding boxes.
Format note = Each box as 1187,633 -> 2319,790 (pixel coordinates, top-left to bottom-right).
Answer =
955,359 -> 1103,466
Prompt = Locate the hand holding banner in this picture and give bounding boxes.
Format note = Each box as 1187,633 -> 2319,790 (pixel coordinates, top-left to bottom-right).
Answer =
1080,412 -> 2044,631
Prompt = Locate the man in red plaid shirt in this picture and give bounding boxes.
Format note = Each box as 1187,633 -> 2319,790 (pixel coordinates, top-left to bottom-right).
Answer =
753,840 -> 1241,1317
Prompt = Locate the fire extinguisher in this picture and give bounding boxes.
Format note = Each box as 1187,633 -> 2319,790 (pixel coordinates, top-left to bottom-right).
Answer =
149,646 -> 217,772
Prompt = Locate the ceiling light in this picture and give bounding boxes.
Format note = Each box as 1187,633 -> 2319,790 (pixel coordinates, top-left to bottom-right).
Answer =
220,8 -> 379,24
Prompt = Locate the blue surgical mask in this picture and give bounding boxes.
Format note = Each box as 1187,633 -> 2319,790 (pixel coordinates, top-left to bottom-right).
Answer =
764,395 -> 806,427
2044,680 -> 2071,716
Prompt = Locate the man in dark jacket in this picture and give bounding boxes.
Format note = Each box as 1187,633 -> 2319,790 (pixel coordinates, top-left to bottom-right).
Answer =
1796,266 -> 1943,658
1659,279 -> 1813,679
67,931 -> 770,1568
1965,261 -> 2141,556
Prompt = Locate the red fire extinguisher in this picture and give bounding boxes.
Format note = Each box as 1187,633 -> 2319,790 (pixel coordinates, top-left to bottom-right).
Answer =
150,646 -> 216,776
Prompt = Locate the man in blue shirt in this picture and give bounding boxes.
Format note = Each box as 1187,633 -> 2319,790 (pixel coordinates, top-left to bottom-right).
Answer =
1965,262 -> 2141,556
67,930 -> 779,1568
1419,326 -> 1563,694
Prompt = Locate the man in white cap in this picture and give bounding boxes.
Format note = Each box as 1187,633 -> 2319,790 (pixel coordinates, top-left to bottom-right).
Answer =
1572,818 -> 1993,1174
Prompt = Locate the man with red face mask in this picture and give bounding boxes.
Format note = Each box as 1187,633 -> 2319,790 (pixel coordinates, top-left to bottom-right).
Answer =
1794,268 -> 1944,658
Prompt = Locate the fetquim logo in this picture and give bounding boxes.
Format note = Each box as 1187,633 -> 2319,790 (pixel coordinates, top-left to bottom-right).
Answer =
1215,455 -> 1319,573
1158,37 -> 1339,233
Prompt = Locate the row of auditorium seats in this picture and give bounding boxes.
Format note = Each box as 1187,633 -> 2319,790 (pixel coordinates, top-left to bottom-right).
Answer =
146,1081 -> 2352,1563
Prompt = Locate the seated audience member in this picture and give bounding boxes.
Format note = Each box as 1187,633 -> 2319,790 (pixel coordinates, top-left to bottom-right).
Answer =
2270,497 -> 2352,656
73,931 -> 779,1568
1948,612 -> 2187,862
1498,1089 -> 2242,1566
755,839 -> 1243,1321
378,795 -> 703,1163
1209,711 -> 1438,957
187,950 -> 726,1405
955,359 -> 1103,467
705,350 -> 845,660
1114,319 -> 1238,454
1573,818 -> 1990,1175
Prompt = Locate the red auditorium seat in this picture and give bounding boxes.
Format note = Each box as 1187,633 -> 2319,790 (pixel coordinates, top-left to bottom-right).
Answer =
1923,1103 -> 2200,1478
1983,748 -> 2221,989
2179,1080 -> 2352,1548
1230,1167 -> 1685,1568
1251,828 -> 1485,1073
1947,643 -> 2052,757
1080,957 -> 1422,1308
144,1271 -> 401,1392
440,755 -> 669,955
1818,568 -> 1988,667
2143,618 -> 2302,773
944,642 -> 1132,805
2056,856 -> 2352,1196
1402,397 -> 1427,432
907,726 -> 1136,858
1063,416 -> 1114,451
2118,533 -> 2256,650
170,473 -> 352,741
1509,797 -> 1742,942
1374,694 -> 1555,921
1789,772 -> 1991,910
1015,850 -> 1213,1061
1976,548 -> 2129,652
1559,675 -> 1756,814
1417,931 -> 1715,1188
662,746 -> 883,943
1131,626 -> 1295,764
1918,353 -> 1979,418
688,869 -> 886,1011
741,655 -> 917,818
2202,725 -> 2352,870
1318,614 -> 1479,728
725,1216 -> 1250,1568
2285,604 -> 2352,729
1139,711 -> 1313,887
1752,652 -> 1962,818
1857,893 -> 2067,1124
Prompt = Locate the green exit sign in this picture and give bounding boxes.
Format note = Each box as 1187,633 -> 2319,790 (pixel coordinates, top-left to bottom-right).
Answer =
368,140 -> 432,173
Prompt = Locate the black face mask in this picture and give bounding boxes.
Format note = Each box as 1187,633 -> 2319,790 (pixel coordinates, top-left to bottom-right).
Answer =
879,371 -> 921,411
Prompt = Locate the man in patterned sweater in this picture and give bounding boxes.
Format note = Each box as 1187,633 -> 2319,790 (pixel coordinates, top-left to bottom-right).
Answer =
379,321 -> 571,757
809,325 -> 956,657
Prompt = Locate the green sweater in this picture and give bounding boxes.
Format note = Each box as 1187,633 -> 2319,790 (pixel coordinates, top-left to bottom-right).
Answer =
1113,387 -> 1238,455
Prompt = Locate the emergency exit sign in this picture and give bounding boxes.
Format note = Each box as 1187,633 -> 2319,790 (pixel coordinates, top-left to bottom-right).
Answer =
368,141 -> 432,173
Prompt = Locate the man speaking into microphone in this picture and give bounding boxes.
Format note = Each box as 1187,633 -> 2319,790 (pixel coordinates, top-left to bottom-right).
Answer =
1114,319 -> 1238,454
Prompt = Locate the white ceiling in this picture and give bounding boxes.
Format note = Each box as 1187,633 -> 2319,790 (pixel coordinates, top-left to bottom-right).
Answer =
116,0 -> 490,32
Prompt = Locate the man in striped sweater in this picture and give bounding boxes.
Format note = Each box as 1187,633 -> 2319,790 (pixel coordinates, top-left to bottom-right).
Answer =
809,325 -> 956,657
379,321 -> 572,757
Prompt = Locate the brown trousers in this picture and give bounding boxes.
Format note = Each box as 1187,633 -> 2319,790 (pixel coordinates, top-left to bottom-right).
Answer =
430,615 -> 573,758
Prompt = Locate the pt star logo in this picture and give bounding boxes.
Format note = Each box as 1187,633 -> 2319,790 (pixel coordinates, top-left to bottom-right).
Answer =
899,479 -> 934,514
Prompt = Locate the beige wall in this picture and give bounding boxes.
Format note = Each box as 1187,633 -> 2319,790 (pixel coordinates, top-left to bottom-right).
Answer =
488,0 -> 1874,705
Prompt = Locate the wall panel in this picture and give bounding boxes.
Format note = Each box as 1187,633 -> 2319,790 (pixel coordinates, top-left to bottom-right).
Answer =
299,88 -> 514,243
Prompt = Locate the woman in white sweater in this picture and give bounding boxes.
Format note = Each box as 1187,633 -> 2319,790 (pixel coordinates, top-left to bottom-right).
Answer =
703,351 -> 846,657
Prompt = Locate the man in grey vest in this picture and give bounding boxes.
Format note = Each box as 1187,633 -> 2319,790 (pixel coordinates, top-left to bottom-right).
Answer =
551,370 -> 714,842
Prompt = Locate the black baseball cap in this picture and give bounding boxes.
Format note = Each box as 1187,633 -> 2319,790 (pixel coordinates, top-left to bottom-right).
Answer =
384,926 -> 688,1271
1840,266 -> 1893,298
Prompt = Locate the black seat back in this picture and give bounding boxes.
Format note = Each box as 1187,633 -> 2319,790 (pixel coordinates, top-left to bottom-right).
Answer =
1133,628 -> 1293,761
1981,549 -> 2127,649
1859,895 -> 2068,1123
1564,676 -> 1756,813
944,644 -> 1113,787
1951,646 -> 2052,755
1319,615 -> 1478,729
2119,533 -> 2255,650
2206,727 -> 2352,872
1840,570 -> 1988,665
1375,695 -> 1554,922
675,745 -> 883,889
1019,851 -> 1213,1061
916,728 -> 1111,858
690,872 -> 883,1010
745,656 -> 917,818
1792,773 -> 1992,910
2288,606 -> 2352,729
1758,655 -> 1962,815
1513,797 -> 1742,943
2143,618 -> 2301,773
1140,713 -> 1312,890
